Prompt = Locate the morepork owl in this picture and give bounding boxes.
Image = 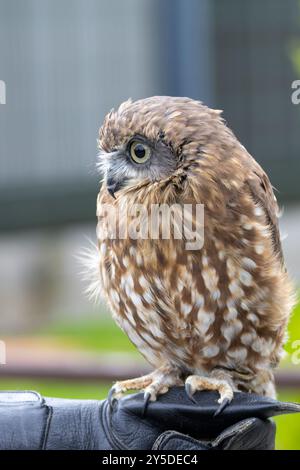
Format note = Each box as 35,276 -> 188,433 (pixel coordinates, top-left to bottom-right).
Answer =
94,96 -> 294,414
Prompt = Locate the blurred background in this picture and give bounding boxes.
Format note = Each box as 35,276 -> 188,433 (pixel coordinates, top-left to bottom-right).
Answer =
0,0 -> 300,449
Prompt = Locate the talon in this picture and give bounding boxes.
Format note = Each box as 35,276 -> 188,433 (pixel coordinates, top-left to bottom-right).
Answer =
142,391 -> 151,418
213,397 -> 231,417
185,382 -> 198,404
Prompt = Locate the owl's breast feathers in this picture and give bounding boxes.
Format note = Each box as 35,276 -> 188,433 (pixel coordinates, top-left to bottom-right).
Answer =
97,162 -> 293,381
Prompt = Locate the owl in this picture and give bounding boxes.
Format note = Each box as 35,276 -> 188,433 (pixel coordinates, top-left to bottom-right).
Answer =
95,96 -> 294,415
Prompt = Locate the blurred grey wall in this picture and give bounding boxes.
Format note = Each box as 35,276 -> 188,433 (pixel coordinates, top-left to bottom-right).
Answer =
0,0 -> 213,230
0,0 -> 162,228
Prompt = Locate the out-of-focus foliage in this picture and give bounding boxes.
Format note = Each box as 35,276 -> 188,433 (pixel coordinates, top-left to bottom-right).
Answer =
282,297 -> 300,362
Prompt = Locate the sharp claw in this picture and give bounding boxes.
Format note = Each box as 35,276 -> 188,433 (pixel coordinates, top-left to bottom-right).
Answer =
108,386 -> 118,409
213,397 -> 230,417
142,391 -> 151,418
185,382 -> 198,404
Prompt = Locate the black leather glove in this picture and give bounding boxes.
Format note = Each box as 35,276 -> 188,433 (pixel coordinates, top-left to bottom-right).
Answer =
0,388 -> 299,450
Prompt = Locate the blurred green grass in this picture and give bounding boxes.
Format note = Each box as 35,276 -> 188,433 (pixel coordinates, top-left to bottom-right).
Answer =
275,391 -> 300,450
0,378 -> 111,400
0,297 -> 299,449
35,314 -> 138,353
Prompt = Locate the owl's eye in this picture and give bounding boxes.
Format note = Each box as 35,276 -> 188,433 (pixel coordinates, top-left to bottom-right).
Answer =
130,141 -> 151,164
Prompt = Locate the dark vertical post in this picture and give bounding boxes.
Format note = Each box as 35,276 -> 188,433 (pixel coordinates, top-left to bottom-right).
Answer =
154,0 -> 215,106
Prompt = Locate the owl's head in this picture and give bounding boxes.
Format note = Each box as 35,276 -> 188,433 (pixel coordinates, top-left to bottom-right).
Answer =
97,96 -> 228,198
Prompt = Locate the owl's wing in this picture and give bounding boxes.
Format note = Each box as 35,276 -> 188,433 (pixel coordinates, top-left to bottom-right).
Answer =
246,163 -> 284,266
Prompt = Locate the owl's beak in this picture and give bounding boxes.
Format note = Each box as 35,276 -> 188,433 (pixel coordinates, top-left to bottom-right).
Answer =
106,176 -> 121,199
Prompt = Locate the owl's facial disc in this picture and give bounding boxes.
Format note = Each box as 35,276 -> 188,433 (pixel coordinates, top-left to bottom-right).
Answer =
102,135 -> 176,198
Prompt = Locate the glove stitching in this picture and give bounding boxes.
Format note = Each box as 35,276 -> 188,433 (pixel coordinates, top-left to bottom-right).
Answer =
41,405 -> 53,450
102,400 -> 128,450
211,418 -> 256,448
152,431 -> 209,450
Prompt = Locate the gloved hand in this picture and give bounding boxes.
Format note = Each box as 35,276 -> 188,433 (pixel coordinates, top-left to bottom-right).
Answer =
0,388 -> 299,450
103,387 -> 296,450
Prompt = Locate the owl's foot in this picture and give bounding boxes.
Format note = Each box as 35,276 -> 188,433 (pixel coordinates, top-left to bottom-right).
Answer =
185,374 -> 234,416
108,365 -> 182,414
